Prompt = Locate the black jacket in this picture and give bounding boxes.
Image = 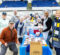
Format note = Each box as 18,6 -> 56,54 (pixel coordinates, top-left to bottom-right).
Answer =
43,17 -> 52,32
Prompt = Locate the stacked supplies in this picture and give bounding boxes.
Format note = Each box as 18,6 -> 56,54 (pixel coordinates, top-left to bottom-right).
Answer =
23,35 -> 47,46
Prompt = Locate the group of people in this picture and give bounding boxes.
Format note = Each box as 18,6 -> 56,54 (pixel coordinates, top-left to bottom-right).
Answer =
0,10 -> 60,55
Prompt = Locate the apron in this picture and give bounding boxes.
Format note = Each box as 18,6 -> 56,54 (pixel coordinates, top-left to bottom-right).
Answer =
43,18 -> 49,40
17,22 -> 24,38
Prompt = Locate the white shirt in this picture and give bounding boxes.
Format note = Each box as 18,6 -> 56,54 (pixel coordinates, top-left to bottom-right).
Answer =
43,18 -> 49,40
43,18 -> 48,30
0,18 -> 9,33
12,15 -> 19,24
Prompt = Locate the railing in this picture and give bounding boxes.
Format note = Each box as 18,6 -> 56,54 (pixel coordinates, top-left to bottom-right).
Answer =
2,0 -> 56,1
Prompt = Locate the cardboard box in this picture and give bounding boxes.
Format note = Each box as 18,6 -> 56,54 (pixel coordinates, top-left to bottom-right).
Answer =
30,42 -> 42,55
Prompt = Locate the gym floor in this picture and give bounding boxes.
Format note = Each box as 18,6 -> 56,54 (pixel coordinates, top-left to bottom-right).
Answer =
6,45 -> 20,55
5,45 -> 56,55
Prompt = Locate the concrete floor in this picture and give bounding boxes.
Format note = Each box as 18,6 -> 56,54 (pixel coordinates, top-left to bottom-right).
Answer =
53,49 -> 56,55
6,44 -> 19,55
5,45 -> 56,55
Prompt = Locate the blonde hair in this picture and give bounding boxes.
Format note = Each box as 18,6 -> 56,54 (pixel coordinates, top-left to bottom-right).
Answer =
55,10 -> 60,17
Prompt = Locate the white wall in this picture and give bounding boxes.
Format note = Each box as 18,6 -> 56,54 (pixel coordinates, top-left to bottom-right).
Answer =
0,10 -> 56,20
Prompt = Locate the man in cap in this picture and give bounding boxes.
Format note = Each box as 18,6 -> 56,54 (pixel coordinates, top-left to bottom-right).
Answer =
0,12 -> 9,33
0,20 -> 19,55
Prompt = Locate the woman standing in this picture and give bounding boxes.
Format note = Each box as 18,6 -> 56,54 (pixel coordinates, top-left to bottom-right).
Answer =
15,16 -> 24,44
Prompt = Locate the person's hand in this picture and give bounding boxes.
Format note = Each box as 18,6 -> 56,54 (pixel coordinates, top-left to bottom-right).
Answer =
5,43 -> 8,47
40,29 -> 43,33
16,41 -> 20,45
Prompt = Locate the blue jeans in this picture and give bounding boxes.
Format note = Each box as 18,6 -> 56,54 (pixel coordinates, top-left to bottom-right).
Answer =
0,42 -> 18,55
46,36 -> 53,49
46,36 -> 51,45
55,48 -> 60,55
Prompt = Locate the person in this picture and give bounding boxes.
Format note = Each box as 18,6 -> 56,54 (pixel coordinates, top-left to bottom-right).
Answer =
40,11 -> 52,41
11,10 -> 19,24
0,20 -> 19,55
35,14 -> 40,22
0,12 -> 9,33
34,18 -> 42,26
52,10 -> 60,55
24,14 -> 32,26
29,14 -> 36,25
23,14 -> 30,25
15,16 -> 24,44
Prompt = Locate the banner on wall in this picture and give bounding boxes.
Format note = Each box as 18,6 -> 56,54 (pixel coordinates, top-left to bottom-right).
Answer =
0,0 -> 2,4
2,0 -> 56,1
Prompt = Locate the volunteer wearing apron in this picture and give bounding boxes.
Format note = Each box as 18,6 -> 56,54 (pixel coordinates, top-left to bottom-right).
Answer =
52,10 -> 60,55
15,17 -> 24,44
42,11 -> 52,41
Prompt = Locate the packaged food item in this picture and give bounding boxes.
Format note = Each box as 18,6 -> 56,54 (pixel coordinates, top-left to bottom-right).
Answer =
42,40 -> 47,46
34,30 -> 39,34
30,34 -> 34,37
24,35 -> 47,46
24,41 -> 28,45
36,32 -> 40,36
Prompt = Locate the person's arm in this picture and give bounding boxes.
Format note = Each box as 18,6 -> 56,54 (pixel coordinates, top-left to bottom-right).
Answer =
22,23 -> 25,34
34,23 -> 38,26
43,18 -> 52,32
15,21 -> 19,30
0,29 -> 6,45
